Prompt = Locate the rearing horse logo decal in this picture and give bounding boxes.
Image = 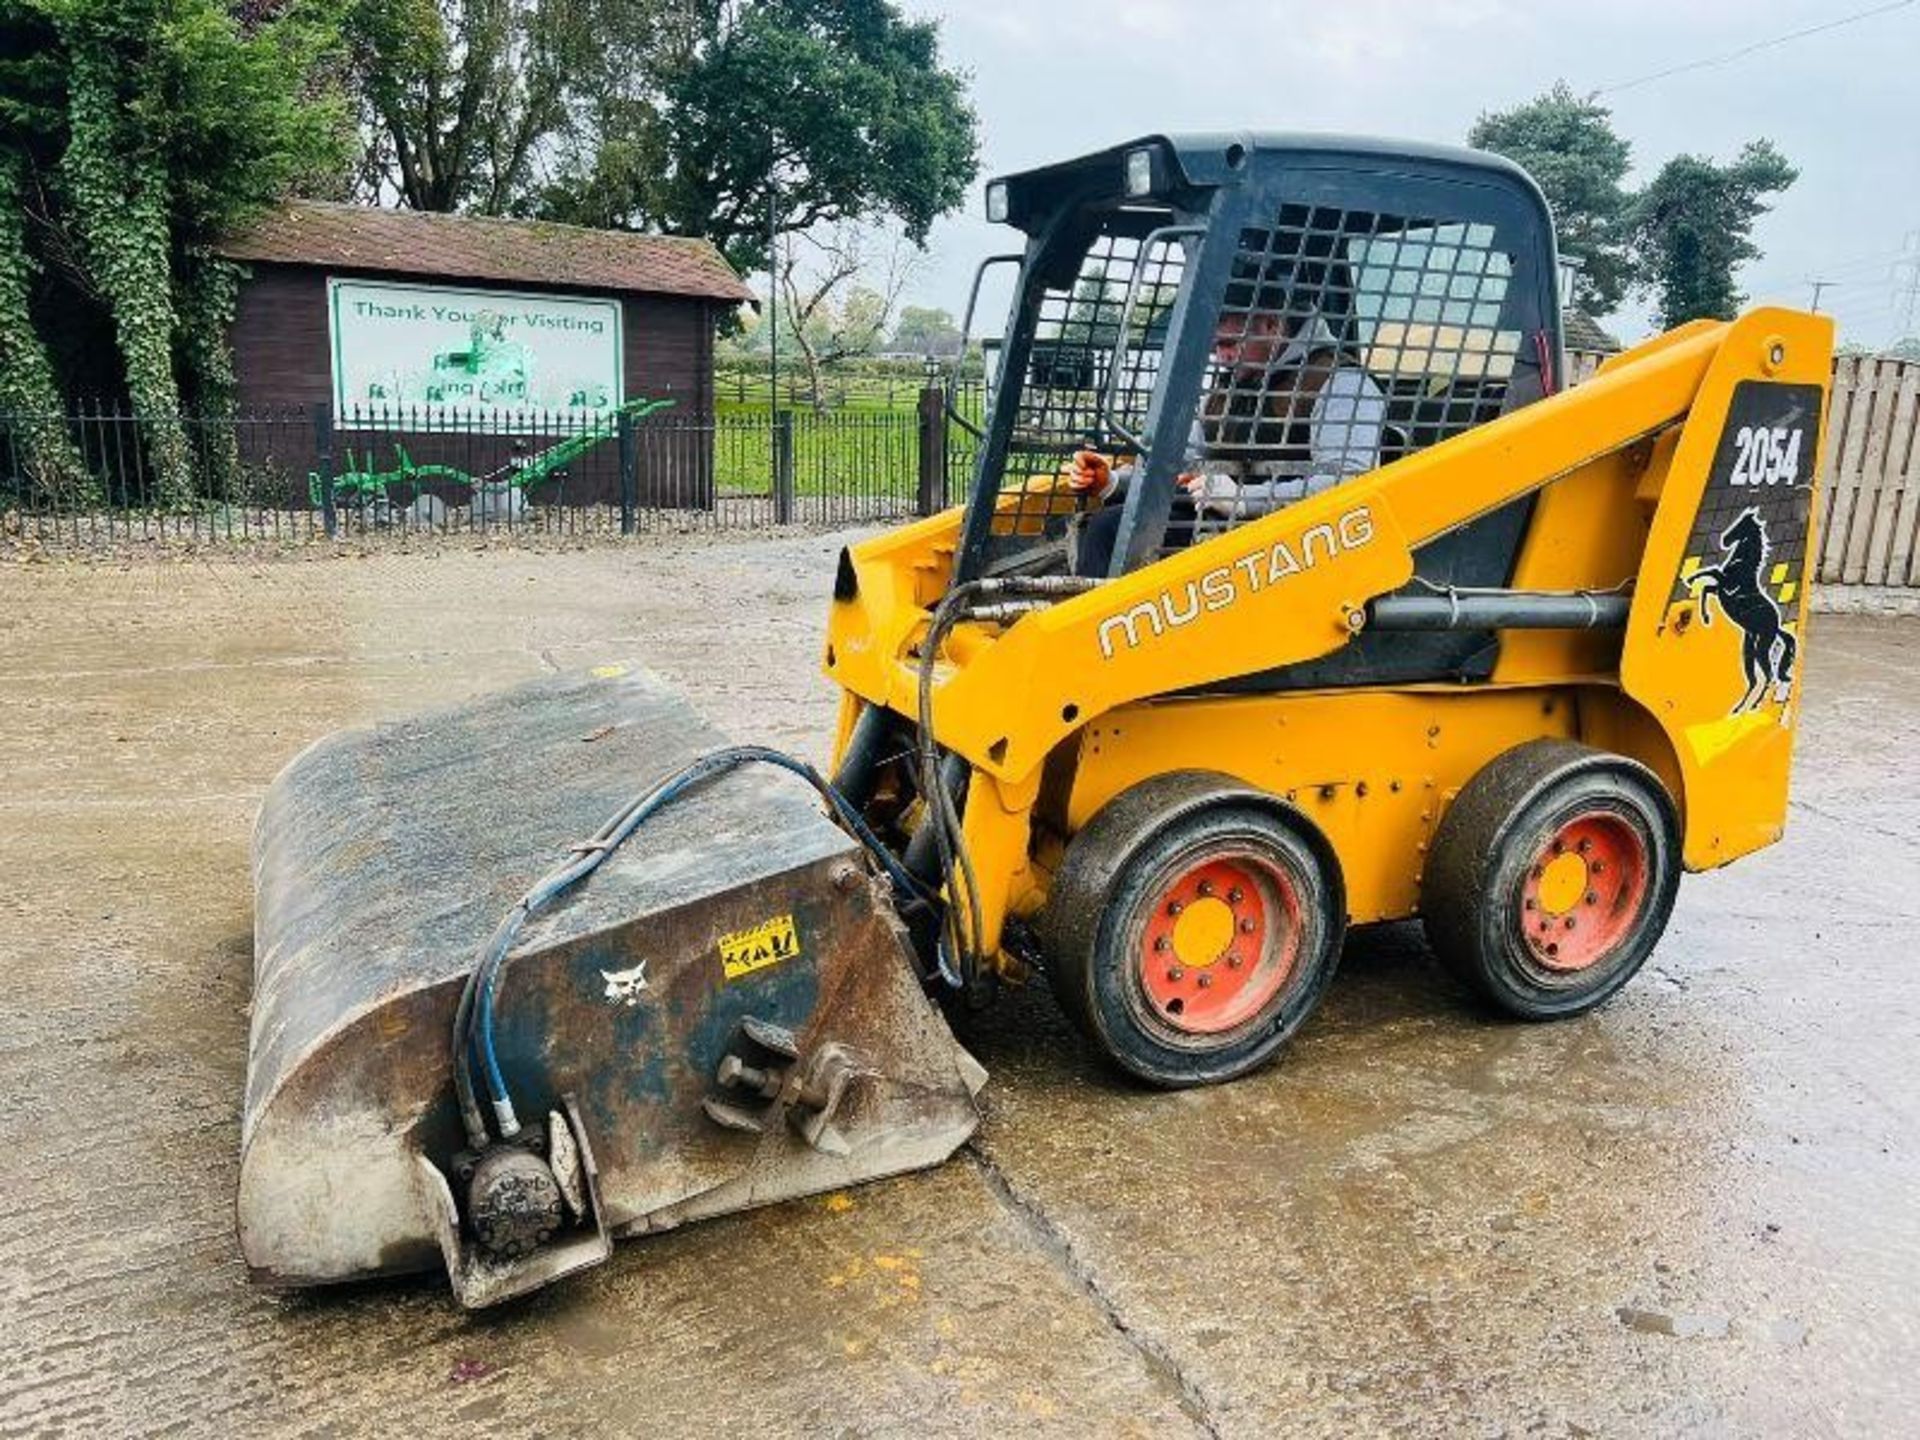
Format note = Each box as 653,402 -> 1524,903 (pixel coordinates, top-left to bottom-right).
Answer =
1687,507 -> 1798,712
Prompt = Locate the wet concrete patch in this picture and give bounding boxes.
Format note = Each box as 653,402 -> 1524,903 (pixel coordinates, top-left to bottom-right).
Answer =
1616,1308 -> 1732,1341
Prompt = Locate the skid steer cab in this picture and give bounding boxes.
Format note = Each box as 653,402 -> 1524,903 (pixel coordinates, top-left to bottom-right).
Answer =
824,131 -> 1832,1085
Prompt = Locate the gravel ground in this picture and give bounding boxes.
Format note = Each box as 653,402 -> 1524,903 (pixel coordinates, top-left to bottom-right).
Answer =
1,535 -> 1917,1437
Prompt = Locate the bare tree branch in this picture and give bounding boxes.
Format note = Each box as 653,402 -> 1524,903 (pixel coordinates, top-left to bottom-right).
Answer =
773,221 -> 925,410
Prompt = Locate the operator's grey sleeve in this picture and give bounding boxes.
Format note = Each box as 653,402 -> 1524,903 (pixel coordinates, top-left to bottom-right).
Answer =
1193,368 -> 1386,518
1106,418 -> 1207,499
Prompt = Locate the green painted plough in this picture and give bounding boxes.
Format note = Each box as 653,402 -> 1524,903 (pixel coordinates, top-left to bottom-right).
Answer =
309,397 -> 676,513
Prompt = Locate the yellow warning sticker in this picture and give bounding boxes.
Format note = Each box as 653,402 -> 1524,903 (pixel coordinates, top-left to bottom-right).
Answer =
1683,709 -> 1776,767
720,914 -> 801,981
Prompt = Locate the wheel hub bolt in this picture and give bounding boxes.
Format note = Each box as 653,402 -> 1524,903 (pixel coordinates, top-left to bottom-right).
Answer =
1153,936 -> 1170,953
1167,899 -> 1184,916
1564,917 -> 1577,930
1239,917 -> 1256,934
1577,837 -> 1591,854
1551,840 -> 1564,854
1591,861 -> 1606,875
1196,880 -> 1214,898
1226,954 -> 1243,970
1524,897 -> 1536,911
1167,966 -> 1185,982
1197,973 -> 1213,989
1227,886 -> 1244,904
1585,891 -> 1598,905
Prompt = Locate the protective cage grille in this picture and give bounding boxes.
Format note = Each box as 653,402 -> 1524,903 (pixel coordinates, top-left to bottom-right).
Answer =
984,225 -> 1189,560
1145,202 -> 1524,560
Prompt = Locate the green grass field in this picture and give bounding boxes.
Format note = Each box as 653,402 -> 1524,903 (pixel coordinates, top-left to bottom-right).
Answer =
710,367 -> 981,500
712,364 -> 985,419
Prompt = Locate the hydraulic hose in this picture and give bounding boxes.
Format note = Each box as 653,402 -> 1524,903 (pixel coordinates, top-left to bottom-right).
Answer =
917,584 -> 989,989
913,575 -> 1101,992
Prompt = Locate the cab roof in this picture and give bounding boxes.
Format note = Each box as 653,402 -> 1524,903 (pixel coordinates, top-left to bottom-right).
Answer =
991,132 -> 1547,230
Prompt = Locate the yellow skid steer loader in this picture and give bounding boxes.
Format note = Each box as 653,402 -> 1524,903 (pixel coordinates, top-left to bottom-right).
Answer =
240,133 -> 1831,1306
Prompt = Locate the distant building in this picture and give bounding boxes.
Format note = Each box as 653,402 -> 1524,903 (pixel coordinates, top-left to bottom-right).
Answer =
1563,308 -> 1622,357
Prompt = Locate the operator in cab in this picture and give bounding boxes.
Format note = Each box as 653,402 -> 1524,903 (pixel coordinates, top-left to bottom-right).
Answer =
1068,248 -> 1389,576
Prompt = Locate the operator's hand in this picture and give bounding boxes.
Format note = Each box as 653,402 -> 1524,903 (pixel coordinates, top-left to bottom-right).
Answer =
1178,470 -> 1237,512
1065,449 -> 1115,499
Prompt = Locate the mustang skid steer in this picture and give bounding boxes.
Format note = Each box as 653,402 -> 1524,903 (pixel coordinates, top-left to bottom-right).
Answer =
241,134 -> 1832,1306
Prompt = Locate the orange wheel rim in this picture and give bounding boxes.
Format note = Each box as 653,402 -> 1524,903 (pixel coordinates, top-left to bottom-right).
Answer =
1137,855 -> 1300,1034
1517,810 -> 1650,972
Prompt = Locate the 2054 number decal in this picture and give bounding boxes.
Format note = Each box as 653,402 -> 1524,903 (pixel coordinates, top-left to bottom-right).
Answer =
1729,424 -> 1805,487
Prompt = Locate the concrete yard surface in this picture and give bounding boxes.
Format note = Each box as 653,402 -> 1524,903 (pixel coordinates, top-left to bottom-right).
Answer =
1,536 -> 1916,1437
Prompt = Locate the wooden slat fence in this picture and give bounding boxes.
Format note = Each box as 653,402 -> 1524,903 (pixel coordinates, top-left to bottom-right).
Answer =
1814,354 -> 1920,587
1567,348 -> 1920,587
1565,349 -> 1607,387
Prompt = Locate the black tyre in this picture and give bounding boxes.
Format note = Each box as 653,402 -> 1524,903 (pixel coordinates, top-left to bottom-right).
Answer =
1040,772 -> 1345,1087
1422,739 -> 1681,1020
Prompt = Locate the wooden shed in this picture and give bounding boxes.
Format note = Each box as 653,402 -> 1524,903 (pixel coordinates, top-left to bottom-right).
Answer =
216,202 -> 753,512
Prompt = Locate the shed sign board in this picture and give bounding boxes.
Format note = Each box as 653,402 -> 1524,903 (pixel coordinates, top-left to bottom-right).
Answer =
327,278 -> 624,430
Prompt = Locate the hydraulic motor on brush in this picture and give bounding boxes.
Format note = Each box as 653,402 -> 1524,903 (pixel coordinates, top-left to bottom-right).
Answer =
452,1114 -> 582,1261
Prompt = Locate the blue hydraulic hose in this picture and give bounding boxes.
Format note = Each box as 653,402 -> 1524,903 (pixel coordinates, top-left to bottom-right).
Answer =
456,745 -> 935,1145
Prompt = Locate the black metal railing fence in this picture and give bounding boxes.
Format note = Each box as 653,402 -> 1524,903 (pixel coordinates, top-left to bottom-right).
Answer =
0,392 -> 976,547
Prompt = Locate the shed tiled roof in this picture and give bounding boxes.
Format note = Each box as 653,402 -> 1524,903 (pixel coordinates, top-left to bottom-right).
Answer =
1562,308 -> 1623,354
218,201 -> 754,303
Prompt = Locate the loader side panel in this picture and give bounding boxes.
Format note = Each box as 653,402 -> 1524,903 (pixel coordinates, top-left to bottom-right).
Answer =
1620,311 -> 1832,868
1063,687 -> 1586,924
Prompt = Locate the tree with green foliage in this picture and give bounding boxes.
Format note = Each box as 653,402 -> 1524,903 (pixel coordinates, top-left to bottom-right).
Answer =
56,0 -> 198,500
0,162 -> 89,498
1631,141 -> 1798,330
0,7 -> 87,495
344,0 -> 978,277
0,0 -> 348,504
535,0 -> 979,275
889,305 -> 961,357
1470,86 -> 1796,332
1471,82 -> 1635,314
344,0 -> 595,212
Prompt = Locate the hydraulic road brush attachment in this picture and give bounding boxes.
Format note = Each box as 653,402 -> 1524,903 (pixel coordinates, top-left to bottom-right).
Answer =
240,666 -> 984,1308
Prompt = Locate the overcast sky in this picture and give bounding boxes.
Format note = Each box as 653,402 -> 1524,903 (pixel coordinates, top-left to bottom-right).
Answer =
882,0 -> 1919,348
